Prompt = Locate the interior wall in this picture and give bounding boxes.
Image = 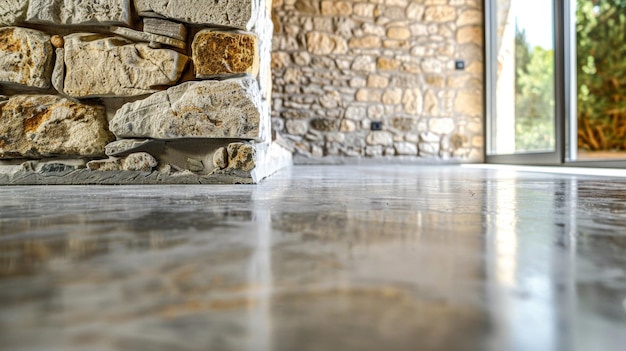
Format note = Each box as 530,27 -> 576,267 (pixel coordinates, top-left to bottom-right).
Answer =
271,0 -> 484,162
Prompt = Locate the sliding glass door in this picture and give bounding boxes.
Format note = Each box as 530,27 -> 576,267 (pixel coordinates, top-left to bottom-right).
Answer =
572,0 -> 626,162
485,0 -> 566,165
487,0 -> 626,167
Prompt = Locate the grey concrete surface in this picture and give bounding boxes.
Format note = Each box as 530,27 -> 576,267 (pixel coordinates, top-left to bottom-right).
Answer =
0,165 -> 624,351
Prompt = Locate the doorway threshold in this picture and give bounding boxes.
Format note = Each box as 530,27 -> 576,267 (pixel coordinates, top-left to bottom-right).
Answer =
463,164 -> 626,178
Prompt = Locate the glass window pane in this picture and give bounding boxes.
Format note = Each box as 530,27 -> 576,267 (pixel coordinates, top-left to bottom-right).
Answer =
491,0 -> 556,155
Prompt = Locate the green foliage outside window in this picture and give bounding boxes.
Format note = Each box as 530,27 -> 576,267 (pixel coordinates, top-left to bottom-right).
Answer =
514,29 -> 555,152
577,0 -> 626,150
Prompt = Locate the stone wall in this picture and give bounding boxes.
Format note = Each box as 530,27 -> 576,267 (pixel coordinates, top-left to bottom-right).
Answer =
0,0 -> 291,185
271,0 -> 484,162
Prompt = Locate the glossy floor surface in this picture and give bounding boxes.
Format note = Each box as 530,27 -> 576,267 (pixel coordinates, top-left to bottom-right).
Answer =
1,165 -> 625,351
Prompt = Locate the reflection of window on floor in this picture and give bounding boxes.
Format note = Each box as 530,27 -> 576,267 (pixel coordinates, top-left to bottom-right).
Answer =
577,0 -> 626,160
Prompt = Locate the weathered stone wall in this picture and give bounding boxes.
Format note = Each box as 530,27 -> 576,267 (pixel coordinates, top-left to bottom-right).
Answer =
271,0 -> 484,162
0,0 -> 290,184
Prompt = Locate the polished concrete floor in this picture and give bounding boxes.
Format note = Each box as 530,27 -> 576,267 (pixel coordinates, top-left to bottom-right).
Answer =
0,165 -> 625,351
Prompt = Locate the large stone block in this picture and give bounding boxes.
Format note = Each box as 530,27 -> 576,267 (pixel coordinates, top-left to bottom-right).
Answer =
26,0 -> 130,25
0,95 -> 113,158
0,0 -> 28,25
63,33 -> 188,98
0,27 -> 53,89
110,77 -> 263,140
134,0 -> 257,30
192,30 -> 259,78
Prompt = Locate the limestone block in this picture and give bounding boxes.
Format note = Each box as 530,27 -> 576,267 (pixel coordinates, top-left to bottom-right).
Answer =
192,30 -> 259,78
63,33 -> 188,98
306,32 -> 347,55
105,139 -> 151,156
110,26 -> 186,49
366,131 -> 394,146
454,91 -> 482,117
395,142 -> 418,156
51,47 -> 65,94
0,27 -> 53,89
26,0 -> 130,25
0,95 -> 113,159
143,18 -> 187,41
110,77 -> 263,140
134,0 -> 257,30
213,147 -> 228,169
124,153 -> 158,171
226,143 -> 256,172
0,0 -> 28,25
424,6 -> 456,23
87,153 -> 158,172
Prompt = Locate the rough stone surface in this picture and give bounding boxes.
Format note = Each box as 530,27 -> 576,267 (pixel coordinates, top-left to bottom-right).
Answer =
105,139 -> 151,156
87,152 -> 158,172
0,0 -> 28,26
134,0 -> 256,30
272,0 -> 483,161
110,77 -> 262,140
63,33 -> 188,98
123,152 -> 158,171
0,95 -> 112,158
26,0 -> 130,25
143,18 -> 187,41
192,30 -> 259,78
213,147 -> 228,169
226,142 -> 256,172
0,27 -> 53,89
110,26 -> 186,49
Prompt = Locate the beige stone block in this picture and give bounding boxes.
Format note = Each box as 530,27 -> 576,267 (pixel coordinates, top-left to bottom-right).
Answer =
367,75 -> 389,89
0,0 -> 28,25
428,117 -> 455,134
134,0 -> 256,30
271,52 -> 290,69
406,3 -> 425,20
403,88 -> 423,115
63,33 -> 188,98
110,77 -> 263,140
351,56 -> 376,72
348,36 -> 381,49
353,3 -> 376,17
457,9 -> 482,26
421,58 -> 444,74
192,30 -> 259,78
454,90 -> 482,117
110,26 -> 186,49
321,1 -> 352,16
294,0 -> 319,15
424,6 -> 456,22
27,0 -> 130,25
377,57 -> 401,71
306,31 -> 347,55
0,27 -> 53,89
387,27 -> 411,40
0,95 -> 112,159
424,90 -> 439,115
356,89 -> 382,102
143,18 -> 187,41
340,119 -> 356,132
395,142 -> 418,155
382,88 -> 403,105
366,131 -> 393,146
457,26 -> 482,45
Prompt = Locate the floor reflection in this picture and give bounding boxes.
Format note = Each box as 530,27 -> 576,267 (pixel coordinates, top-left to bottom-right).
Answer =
0,166 -> 624,351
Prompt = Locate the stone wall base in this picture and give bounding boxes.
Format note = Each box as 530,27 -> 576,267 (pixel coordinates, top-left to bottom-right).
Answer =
0,142 -> 292,185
